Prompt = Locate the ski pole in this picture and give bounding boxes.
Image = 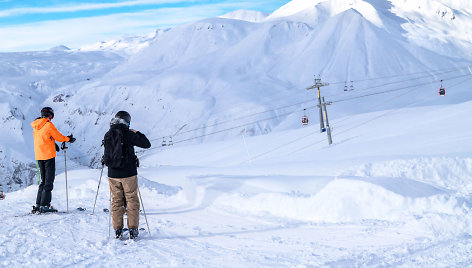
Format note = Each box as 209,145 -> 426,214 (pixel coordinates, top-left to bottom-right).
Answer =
92,164 -> 105,215
61,142 -> 69,213
137,183 -> 151,236
108,187 -> 111,240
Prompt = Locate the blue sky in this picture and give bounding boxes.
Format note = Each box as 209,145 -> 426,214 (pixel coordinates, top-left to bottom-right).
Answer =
0,0 -> 290,52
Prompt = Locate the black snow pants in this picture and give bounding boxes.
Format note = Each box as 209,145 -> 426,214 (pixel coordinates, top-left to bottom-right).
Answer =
35,158 -> 56,207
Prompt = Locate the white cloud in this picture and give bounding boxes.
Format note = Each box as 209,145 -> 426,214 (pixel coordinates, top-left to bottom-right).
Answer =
0,4 -> 247,52
0,0 -> 188,17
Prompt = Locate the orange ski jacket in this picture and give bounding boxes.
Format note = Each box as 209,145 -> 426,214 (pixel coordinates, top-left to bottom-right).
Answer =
31,118 -> 70,160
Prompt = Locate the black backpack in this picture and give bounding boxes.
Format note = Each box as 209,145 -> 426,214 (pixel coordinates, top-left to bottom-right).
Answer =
103,127 -> 126,168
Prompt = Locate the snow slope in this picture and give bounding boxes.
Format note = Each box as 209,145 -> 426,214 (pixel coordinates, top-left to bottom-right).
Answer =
0,49 -> 123,191
1,0 -> 472,264
269,0 -> 472,59
1,99 -> 472,266
55,0 -> 471,173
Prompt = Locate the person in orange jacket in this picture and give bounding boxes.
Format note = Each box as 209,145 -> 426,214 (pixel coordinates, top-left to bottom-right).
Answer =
31,107 -> 76,213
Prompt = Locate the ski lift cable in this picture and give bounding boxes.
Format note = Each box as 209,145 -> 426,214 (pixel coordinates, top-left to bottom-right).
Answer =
140,74 -> 469,157
326,67 -> 468,101
331,73 -> 471,104
246,76 -> 471,162
139,105 -> 318,156
147,67 -> 468,142
329,65 -> 470,85
290,77 -> 472,156
137,104 -> 318,156
324,73 -> 471,130
66,74 -> 470,169
52,69 -> 472,167
148,99 -> 314,142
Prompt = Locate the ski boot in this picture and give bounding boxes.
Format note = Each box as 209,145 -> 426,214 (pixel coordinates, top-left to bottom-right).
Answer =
129,228 -> 139,240
31,205 -> 40,214
39,205 -> 58,213
114,229 -> 123,239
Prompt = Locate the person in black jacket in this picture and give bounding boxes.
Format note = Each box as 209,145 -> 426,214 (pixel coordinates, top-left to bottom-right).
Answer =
104,111 -> 151,239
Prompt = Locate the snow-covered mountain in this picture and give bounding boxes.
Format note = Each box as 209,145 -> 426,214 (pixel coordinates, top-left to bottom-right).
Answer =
0,0 -> 471,191
269,0 -> 472,59
219,9 -> 269,22
79,29 -> 166,56
1,0 -> 472,265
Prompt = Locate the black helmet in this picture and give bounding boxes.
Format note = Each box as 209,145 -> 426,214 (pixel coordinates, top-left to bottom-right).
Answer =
41,107 -> 54,119
115,111 -> 131,124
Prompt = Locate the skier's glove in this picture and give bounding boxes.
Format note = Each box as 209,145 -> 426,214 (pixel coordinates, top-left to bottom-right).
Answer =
55,143 -> 60,152
68,134 -> 76,143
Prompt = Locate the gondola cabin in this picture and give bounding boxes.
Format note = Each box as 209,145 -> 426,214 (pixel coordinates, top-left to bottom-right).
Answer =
0,191 -> 4,200
302,116 -> 309,125
439,86 -> 446,96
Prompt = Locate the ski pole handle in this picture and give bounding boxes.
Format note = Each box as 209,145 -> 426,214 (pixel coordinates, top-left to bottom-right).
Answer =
61,142 -> 68,150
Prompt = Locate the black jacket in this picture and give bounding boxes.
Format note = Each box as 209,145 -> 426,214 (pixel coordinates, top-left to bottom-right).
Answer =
106,124 -> 151,178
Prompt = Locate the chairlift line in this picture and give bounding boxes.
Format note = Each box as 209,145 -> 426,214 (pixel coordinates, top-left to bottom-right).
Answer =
148,67 -> 467,143
49,67 -> 472,169
332,73 -> 471,103
329,65 -> 470,85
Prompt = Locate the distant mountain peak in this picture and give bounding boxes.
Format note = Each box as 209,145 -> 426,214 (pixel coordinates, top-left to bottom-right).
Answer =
268,0 -> 384,28
49,45 -> 71,52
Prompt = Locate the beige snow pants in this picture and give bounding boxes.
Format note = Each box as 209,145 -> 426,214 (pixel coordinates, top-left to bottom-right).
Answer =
109,175 -> 140,230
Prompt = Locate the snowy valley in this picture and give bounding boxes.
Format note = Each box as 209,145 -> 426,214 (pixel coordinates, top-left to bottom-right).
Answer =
1,0 -> 472,266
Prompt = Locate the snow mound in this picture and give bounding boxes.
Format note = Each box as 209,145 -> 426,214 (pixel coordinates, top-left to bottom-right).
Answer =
138,175 -> 182,196
214,176 -> 465,223
345,157 -> 472,194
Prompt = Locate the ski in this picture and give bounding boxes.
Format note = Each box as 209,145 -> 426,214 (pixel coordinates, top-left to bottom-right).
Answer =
118,227 -> 146,244
15,211 -> 68,217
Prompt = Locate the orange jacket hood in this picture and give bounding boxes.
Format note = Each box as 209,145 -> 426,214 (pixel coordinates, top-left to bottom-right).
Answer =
31,118 -> 49,130
31,118 -> 70,160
